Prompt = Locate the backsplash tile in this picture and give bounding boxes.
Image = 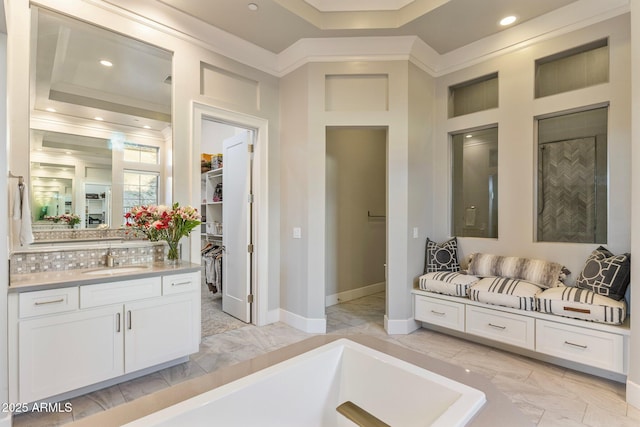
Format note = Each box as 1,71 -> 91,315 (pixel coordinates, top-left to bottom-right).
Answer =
10,243 -> 167,275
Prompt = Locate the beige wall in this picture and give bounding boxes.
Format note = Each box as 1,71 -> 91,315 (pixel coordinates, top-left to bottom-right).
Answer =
280,60 -> 433,332
325,128 -> 386,299
433,14 -> 631,279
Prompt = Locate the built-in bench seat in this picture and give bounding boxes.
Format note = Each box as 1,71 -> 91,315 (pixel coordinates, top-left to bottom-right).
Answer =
413,243 -> 631,382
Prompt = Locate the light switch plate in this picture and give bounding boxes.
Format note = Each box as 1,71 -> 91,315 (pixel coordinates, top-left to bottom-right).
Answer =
293,227 -> 302,239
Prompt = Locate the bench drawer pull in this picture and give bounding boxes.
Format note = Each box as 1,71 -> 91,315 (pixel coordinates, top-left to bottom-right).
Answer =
564,341 -> 587,349
488,323 -> 506,330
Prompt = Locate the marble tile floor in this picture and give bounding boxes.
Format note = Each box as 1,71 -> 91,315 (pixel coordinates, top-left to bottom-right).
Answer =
13,291 -> 640,426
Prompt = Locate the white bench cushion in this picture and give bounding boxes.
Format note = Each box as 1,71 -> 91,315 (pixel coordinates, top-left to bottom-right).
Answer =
536,286 -> 626,325
418,272 -> 479,297
469,277 -> 541,311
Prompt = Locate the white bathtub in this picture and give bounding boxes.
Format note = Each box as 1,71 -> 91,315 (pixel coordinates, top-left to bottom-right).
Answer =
125,338 -> 486,427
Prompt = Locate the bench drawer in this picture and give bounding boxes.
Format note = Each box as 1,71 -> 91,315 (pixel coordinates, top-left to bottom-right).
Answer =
414,295 -> 465,331
466,305 -> 535,350
536,319 -> 624,373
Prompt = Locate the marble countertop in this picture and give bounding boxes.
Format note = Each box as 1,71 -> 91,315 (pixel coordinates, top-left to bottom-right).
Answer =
9,262 -> 201,293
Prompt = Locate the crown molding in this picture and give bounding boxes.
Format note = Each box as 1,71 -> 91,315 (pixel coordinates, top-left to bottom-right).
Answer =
48,0 -> 630,79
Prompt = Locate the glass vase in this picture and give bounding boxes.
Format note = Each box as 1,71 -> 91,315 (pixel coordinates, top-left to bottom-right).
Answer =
166,240 -> 180,264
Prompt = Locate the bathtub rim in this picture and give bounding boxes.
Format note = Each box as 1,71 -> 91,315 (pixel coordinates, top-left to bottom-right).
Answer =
123,338 -> 487,427
66,334 -> 532,427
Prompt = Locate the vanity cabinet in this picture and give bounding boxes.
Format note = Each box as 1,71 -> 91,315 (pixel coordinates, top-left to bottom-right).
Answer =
19,304 -> 124,403
11,270 -> 201,403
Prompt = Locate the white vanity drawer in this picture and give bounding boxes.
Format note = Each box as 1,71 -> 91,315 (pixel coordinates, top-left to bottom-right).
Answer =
536,319 -> 625,373
466,305 -> 535,350
80,277 -> 162,308
162,272 -> 200,295
414,295 -> 465,331
19,287 -> 79,318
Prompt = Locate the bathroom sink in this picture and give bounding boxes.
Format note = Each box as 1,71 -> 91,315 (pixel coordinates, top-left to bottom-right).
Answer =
82,266 -> 150,276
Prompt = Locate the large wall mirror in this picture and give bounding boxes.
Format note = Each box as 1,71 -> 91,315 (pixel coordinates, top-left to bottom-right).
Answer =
30,8 -> 172,233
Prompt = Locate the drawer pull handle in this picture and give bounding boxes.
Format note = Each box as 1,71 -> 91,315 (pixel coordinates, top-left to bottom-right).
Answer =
34,298 -> 64,306
564,341 -> 587,349
116,313 -> 121,333
172,281 -> 191,287
488,323 -> 506,330
430,310 -> 446,316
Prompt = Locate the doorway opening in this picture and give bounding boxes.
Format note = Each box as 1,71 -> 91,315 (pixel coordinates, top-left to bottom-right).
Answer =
194,105 -> 264,338
324,126 -> 388,327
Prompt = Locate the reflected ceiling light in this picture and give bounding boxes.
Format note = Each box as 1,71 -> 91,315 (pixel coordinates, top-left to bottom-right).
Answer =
143,125 -> 151,129
46,107 -> 56,113
465,134 -> 473,138
500,15 -> 517,26
65,151 -> 72,154
248,3 -> 258,11
99,59 -> 113,67
94,116 -> 104,121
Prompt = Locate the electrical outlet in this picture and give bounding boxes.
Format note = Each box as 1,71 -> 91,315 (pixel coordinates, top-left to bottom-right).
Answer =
293,227 -> 302,239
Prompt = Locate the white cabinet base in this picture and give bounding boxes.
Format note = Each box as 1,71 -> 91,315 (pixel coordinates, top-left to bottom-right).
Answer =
412,290 -> 629,383
10,271 -> 201,404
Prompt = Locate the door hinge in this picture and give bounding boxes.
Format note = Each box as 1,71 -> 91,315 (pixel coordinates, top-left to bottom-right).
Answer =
248,144 -> 254,153
247,294 -> 254,304
248,244 -> 254,253
248,193 -> 254,203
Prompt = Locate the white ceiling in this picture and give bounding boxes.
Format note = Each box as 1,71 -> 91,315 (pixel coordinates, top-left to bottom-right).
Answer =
158,0 -> 579,54
31,0 -> 629,132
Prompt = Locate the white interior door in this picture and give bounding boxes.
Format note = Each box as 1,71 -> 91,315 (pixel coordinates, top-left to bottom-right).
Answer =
222,131 -> 252,322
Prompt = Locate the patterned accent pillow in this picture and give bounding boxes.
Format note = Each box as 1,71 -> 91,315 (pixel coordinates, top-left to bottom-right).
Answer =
423,238 -> 460,273
469,277 -> 541,311
537,286 -> 626,325
467,253 -> 569,289
418,272 -> 479,297
575,247 -> 630,301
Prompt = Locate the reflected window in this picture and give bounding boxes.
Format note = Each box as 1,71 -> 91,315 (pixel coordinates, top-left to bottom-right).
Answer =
537,107 -> 608,243
123,171 -> 159,215
124,143 -> 159,164
452,127 -> 498,238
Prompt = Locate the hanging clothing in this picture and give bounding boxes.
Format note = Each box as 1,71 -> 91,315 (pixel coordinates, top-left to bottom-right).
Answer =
203,244 -> 223,293
12,182 -> 34,245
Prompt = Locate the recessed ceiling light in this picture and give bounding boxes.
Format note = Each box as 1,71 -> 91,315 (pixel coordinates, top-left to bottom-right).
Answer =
45,107 -> 56,113
143,125 -> 151,129
94,117 -> 104,121
248,3 -> 258,11
65,151 -> 72,155
100,60 -> 113,67
465,134 -> 473,138
500,15 -> 517,26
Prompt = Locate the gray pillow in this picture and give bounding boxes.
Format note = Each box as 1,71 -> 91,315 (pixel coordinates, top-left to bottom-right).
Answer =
423,238 -> 460,273
576,247 -> 630,301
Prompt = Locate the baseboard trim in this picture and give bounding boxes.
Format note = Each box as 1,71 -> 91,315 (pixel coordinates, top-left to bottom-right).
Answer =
325,282 -> 386,307
627,379 -> 640,409
384,315 -> 420,335
0,414 -> 11,427
266,309 -> 280,325
279,309 -> 326,333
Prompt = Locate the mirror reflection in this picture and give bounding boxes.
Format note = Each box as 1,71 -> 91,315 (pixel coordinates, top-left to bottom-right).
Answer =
30,8 -> 172,233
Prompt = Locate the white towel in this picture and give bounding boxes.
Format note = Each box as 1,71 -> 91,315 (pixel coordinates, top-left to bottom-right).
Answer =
13,184 -> 34,245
